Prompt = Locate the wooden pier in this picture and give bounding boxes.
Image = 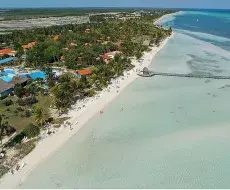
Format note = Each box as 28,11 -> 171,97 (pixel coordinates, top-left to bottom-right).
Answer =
138,71 -> 230,80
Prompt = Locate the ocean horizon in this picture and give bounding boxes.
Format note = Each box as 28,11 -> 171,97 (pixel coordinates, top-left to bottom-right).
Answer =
18,10 -> 230,188
2,7 -> 230,11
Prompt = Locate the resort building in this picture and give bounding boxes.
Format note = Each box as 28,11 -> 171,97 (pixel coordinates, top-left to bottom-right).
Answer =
0,48 -> 16,57
0,79 -> 13,97
9,76 -> 28,87
60,56 -> 65,62
0,76 -> 29,97
100,51 -> 122,64
69,42 -> 77,47
114,42 -> 123,47
76,68 -> 92,78
85,28 -> 90,33
22,42 -> 36,51
53,35 -> 61,41
0,57 -> 15,65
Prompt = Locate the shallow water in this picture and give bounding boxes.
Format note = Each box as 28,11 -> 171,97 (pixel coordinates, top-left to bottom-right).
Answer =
19,11 -> 230,188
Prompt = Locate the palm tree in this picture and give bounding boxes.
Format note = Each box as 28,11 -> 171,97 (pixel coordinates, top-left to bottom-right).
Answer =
43,67 -> 54,80
33,106 -> 50,126
0,115 -> 8,145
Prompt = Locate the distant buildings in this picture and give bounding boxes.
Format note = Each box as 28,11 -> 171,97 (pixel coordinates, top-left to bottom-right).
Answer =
22,42 -> 36,51
53,35 -> 61,41
100,51 -> 122,64
60,56 -> 65,62
85,28 -> 90,33
0,79 -> 13,97
9,76 -> 28,87
0,48 -> 16,57
0,57 -> 15,65
0,76 -> 28,97
76,68 -> 92,78
69,42 -> 77,47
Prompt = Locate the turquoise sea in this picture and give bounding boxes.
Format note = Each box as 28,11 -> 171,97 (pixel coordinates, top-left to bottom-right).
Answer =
20,10 -> 230,188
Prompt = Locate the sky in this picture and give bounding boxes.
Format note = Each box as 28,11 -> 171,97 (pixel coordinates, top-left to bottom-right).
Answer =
1,0 -> 230,9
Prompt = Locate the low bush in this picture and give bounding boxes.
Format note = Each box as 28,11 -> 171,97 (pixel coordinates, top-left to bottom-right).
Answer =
0,95 -> 8,100
25,110 -> 31,118
7,132 -> 26,146
6,126 -> 16,136
23,123 -> 40,139
88,89 -> 96,97
16,107 -> 24,112
4,99 -> 13,106
17,96 -> 38,106
17,98 -> 26,106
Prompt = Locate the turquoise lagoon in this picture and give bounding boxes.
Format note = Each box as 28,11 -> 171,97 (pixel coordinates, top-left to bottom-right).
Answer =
19,11 -> 230,188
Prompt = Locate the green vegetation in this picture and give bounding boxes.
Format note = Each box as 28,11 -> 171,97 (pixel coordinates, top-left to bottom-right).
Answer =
0,92 -> 52,132
33,105 -> 50,126
51,117 -> 70,128
0,8 -> 133,21
0,9 -> 175,177
23,123 -> 40,139
0,140 -> 36,178
0,11 -> 173,113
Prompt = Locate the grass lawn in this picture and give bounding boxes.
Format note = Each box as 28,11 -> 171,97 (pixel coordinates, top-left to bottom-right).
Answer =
0,94 -> 53,132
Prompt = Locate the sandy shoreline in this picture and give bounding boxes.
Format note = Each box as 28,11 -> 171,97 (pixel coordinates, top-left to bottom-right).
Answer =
154,11 -> 183,25
0,24 -> 173,189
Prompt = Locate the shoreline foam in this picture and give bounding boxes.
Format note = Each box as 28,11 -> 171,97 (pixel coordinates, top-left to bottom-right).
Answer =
0,19 -> 174,189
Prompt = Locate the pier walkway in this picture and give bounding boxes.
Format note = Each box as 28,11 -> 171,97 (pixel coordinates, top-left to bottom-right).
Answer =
138,71 -> 230,80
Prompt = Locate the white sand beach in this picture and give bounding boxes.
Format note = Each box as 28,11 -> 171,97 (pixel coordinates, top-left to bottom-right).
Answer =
155,11 -> 183,25
0,32 -> 173,188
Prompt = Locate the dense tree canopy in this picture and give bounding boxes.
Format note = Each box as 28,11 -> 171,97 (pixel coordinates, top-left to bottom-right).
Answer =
0,11 -> 173,112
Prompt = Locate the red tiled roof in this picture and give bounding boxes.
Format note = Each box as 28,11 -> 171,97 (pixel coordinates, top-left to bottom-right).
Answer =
100,51 -> 122,64
22,42 -> 36,50
69,42 -> 77,47
85,29 -> 90,33
0,48 -> 16,56
77,68 -> 92,76
114,42 -> 122,47
53,35 -> 60,41
100,54 -> 110,60
106,51 -> 122,56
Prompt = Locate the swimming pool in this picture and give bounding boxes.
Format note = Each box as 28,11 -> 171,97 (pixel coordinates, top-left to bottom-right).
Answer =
29,71 -> 46,80
3,68 -> 16,75
0,74 -> 15,82
0,69 -> 58,83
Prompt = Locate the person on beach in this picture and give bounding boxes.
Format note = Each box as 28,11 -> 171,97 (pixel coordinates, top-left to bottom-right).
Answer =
10,169 -> 14,174
69,123 -> 73,130
16,164 -> 20,171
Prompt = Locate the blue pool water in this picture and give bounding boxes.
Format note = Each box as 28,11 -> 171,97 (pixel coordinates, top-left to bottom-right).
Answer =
0,75 -> 14,82
0,70 -> 46,82
3,69 -> 16,74
29,71 -> 46,80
